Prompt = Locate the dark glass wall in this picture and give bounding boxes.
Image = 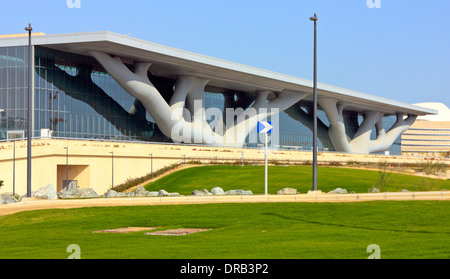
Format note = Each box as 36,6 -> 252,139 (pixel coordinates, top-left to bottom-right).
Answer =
0,46 -> 29,139
34,46 -> 161,141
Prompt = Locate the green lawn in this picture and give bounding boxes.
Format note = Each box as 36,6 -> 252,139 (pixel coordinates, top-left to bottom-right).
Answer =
0,201 -> 449,259
144,165 -> 450,195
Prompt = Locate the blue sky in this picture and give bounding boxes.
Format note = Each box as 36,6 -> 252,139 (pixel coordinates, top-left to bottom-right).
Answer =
2,0 -> 449,107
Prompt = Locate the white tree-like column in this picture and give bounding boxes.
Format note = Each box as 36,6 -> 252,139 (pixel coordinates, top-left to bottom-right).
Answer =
319,97 -> 417,154
89,51 -> 307,146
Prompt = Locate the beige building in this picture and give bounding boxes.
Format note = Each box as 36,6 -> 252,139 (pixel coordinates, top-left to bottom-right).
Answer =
402,103 -> 450,157
1,138 -> 448,197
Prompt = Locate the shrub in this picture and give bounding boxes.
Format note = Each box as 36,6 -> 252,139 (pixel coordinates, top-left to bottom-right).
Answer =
417,178 -> 435,191
374,160 -> 391,192
417,160 -> 448,175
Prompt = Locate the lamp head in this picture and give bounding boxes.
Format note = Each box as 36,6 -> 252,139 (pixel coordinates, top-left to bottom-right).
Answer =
24,23 -> 32,32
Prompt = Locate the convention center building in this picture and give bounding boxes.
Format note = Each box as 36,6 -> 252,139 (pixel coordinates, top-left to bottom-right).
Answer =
0,31 -> 437,195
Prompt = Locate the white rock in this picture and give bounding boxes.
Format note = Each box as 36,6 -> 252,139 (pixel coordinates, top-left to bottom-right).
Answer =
211,187 -> 225,195
33,184 -> 58,200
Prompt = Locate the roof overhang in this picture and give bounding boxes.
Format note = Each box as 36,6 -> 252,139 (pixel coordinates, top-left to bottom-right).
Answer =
0,31 -> 437,116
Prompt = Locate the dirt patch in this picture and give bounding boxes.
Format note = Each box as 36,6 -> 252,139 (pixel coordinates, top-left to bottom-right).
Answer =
93,227 -> 159,233
145,228 -> 211,236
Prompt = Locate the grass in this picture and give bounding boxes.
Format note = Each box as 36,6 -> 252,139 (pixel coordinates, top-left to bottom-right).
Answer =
0,201 -> 449,259
143,165 -> 450,195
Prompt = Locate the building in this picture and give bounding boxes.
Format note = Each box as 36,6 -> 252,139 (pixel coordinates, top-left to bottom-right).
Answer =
0,31 -> 437,195
402,103 -> 450,157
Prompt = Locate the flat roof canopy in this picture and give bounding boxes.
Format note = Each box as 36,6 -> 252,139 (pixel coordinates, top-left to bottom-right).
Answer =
0,31 -> 437,116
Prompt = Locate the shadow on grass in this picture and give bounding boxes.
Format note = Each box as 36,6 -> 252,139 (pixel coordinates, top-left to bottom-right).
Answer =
263,213 -> 450,235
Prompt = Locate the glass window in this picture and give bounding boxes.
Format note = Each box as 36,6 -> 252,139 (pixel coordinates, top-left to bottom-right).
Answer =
17,46 -> 403,154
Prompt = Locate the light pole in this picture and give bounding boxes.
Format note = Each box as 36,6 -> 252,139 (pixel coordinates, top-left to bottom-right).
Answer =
149,153 -> 153,177
12,140 -> 16,196
63,146 -> 69,187
310,13 -> 318,191
264,133 -> 268,195
25,23 -> 33,197
109,152 -> 114,188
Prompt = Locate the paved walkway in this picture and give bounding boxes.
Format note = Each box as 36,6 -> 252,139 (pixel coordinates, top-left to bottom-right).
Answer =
1,191 -> 449,216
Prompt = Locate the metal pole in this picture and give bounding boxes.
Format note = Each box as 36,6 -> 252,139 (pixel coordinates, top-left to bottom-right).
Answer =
241,151 -> 244,167
110,152 -> 114,187
265,133 -> 268,195
25,23 -> 33,197
13,140 -> 15,196
150,153 -> 153,176
310,13 -> 318,191
64,146 -> 68,181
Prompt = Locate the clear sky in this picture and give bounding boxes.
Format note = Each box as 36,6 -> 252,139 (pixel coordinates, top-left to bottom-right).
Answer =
2,0 -> 449,108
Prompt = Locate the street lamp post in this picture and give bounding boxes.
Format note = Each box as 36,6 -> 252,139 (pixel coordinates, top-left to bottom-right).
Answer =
25,23 -> 33,197
310,13 -> 318,191
110,152 -> 114,188
64,146 -> 69,186
149,153 -> 153,177
13,140 -> 16,196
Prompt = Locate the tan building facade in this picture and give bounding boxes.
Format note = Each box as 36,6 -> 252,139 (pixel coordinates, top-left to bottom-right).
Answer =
1,138 -> 448,196
401,120 -> 450,157
402,103 -> 450,157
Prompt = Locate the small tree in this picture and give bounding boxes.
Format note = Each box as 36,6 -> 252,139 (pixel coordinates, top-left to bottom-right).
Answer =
0,180 -> 3,190
373,161 -> 391,192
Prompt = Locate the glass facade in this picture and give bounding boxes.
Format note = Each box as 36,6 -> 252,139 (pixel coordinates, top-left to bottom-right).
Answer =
0,46 -> 29,138
0,45 -> 401,154
33,46 -> 162,141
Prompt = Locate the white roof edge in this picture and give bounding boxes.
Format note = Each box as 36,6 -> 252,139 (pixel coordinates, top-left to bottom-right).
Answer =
0,31 -> 314,85
0,31 -> 438,116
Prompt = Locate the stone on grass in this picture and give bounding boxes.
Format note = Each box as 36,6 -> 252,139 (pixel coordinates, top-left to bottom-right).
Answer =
239,190 -> 253,195
328,188 -> 347,194
104,189 -> 123,198
33,184 -> 58,200
192,189 -> 213,196
225,189 -> 253,195
276,187 -> 299,195
158,190 -> 169,196
135,186 -> 149,197
211,187 -> 225,195
157,189 -> 180,197
192,190 -> 204,196
201,189 -> 212,195
59,188 -> 99,199
77,188 -> 99,198
0,193 -> 17,204
225,189 -> 237,195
